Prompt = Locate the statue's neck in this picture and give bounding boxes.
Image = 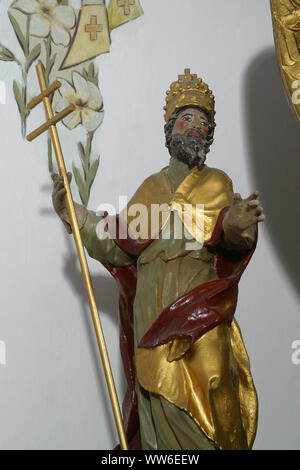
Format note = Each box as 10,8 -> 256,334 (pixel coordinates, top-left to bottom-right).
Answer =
165,157 -> 194,193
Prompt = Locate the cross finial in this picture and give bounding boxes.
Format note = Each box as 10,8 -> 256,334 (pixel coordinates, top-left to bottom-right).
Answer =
179,68 -> 197,82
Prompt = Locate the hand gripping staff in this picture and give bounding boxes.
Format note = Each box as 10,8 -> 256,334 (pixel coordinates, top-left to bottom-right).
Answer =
26,62 -> 128,451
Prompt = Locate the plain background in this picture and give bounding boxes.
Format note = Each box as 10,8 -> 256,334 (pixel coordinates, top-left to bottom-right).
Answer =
0,0 -> 300,450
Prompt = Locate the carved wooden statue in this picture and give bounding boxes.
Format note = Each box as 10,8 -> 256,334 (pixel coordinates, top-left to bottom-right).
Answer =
52,69 -> 265,450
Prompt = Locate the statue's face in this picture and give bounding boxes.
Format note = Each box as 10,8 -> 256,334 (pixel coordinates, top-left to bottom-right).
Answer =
171,107 -> 210,140
168,107 -> 210,169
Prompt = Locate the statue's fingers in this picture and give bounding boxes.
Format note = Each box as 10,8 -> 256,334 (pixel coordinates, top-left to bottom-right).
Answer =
53,174 -> 62,185
257,214 -> 266,222
233,193 -> 242,204
51,173 -> 59,182
53,176 -> 65,189
245,212 -> 260,227
54,180 -> 65,192
246,190 -> 259,201
248,199 -> 260,207
56,188 -> 66,201
255,206 -> 264,216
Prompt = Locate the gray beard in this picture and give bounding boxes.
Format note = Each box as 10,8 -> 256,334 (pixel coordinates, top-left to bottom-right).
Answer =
170,132 -> 207,169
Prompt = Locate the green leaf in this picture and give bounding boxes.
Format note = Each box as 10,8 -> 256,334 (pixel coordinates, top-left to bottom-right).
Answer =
87,157 -> 100,189
13,80 -> 24,115
13,80 -> 27,136
74,133 -> 100,206
81,68 -> 88,81
24,15 -> 30,57
77,142 -> 85,160
46,52 -> 56,86
27,43 -> 41,70
44,35 -> 51,57
72,164 -> 88,207
81,62 -> 99,86
8,12 -> 26,53
88,62 -> 94,80
0,44 -> 15,61
77,142 -> 87,176
80,157 -> 100,206
21,84 -> 26,103
85,134 -> 92,161
89,62 -> 99,85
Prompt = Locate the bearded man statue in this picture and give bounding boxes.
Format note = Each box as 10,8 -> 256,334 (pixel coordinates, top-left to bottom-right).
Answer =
52,69 -> 265,450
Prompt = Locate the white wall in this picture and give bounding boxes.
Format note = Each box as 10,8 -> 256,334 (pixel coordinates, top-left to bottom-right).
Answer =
0,0 -> 300,450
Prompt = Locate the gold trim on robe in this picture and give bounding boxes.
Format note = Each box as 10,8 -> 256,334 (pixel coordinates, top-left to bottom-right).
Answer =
136,319 -> 258,450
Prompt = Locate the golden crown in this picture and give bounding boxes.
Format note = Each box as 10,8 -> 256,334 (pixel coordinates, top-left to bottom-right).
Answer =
164,68 -> 216,125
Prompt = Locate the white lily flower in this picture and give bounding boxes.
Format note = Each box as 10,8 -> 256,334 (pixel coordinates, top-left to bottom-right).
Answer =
13,0 -> 75,46
53,72 -> 104,132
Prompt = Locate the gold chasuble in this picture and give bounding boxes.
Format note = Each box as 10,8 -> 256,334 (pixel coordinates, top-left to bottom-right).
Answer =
121,164 -> 234,243
119,164 -> 258,450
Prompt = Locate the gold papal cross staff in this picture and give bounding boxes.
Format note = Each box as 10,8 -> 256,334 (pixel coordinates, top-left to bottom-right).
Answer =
26,62 -> 128,451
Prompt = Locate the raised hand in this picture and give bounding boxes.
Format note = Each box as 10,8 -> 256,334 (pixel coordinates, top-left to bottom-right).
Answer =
223,191 -> 265,248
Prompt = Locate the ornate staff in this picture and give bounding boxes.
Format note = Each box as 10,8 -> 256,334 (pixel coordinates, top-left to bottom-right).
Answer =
26,62 -> 128,451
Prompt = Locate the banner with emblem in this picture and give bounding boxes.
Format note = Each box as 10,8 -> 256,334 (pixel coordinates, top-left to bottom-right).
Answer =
62,0 -> 111,69
108,0 -> 144,30
0,0 -> 144,205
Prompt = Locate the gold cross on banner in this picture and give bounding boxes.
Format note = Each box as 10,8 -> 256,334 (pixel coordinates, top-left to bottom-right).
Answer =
85,15 -> 103,41
117,0 -> 135,16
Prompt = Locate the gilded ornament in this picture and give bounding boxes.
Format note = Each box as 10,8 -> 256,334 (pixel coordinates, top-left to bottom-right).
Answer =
164,68 -> 216,126
270,0 -> 300,122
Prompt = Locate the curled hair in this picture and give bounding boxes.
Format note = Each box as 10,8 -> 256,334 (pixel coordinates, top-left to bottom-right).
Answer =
164,106 -> 215,155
